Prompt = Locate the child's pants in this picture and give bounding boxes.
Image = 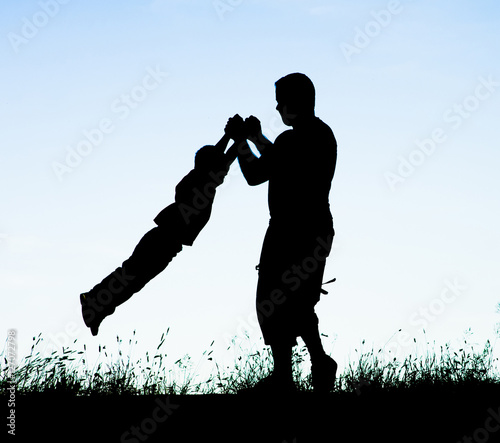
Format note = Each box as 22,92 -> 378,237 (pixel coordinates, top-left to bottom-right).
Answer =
86,226 -> 183,315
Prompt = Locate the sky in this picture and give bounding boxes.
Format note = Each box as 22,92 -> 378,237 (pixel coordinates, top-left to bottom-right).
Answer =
1,0 -> 500,380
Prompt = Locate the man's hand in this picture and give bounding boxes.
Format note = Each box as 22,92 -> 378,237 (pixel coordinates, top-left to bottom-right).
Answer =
245,115 -> 262,142
244,115 -> 272,155
225,114 -> 247,141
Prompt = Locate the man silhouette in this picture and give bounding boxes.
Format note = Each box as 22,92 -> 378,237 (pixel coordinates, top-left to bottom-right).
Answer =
80,133 -> 238,336
226,73 -> 338,392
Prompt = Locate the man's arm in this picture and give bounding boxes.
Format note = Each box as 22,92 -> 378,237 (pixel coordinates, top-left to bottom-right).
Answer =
249,134 -> 273,155
246,115 -> 273,155
236,139 -> 270,186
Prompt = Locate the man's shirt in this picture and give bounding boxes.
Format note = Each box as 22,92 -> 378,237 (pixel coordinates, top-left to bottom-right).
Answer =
260,117 -> 337,229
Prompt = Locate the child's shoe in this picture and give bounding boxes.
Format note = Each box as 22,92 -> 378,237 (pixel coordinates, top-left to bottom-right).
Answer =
80,292 -> 114,336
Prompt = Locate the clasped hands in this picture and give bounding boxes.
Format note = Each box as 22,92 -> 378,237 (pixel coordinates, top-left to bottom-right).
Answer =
225,114 -> 262,142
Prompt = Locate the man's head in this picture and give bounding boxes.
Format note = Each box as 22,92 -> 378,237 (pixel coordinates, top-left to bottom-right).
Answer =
275,73 -> 315,126
195,145 -> 225,172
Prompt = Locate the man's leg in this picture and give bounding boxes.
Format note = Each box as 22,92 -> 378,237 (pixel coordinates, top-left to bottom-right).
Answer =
256,276 -> 295,387
298,260 -> 328,365
300,319 -> 327,365
270,342 -> 293,382
296,231 -> 337,391
253,226 -> 297,391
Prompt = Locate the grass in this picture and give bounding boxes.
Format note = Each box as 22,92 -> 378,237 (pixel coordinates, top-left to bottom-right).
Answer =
339,337 -> 499,396
1,330 -> 499,397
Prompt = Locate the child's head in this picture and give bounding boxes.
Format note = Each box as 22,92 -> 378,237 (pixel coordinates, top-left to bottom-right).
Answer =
194,145 -> 225,172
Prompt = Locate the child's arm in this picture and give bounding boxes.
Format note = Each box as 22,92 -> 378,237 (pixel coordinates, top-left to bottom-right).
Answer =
214,133 -> 231,153
223,141 -> 240,167
213,133 -> 239,173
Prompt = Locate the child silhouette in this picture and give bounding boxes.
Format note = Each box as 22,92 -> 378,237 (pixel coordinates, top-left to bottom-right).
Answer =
80,133 -> 238,335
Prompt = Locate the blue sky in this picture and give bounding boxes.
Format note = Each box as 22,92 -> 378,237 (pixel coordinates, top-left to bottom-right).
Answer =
1,0 -> 500,377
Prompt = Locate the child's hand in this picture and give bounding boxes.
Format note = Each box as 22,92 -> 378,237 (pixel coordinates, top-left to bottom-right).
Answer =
225,114 -> 246,140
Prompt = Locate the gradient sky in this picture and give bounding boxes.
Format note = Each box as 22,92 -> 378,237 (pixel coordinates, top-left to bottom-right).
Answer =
2,0 -> 500,378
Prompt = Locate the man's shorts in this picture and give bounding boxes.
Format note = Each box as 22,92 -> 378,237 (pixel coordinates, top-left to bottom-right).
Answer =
256,221 -> 334,347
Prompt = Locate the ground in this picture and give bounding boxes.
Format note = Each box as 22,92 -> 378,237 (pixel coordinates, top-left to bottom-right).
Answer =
5,384 -> 500,442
